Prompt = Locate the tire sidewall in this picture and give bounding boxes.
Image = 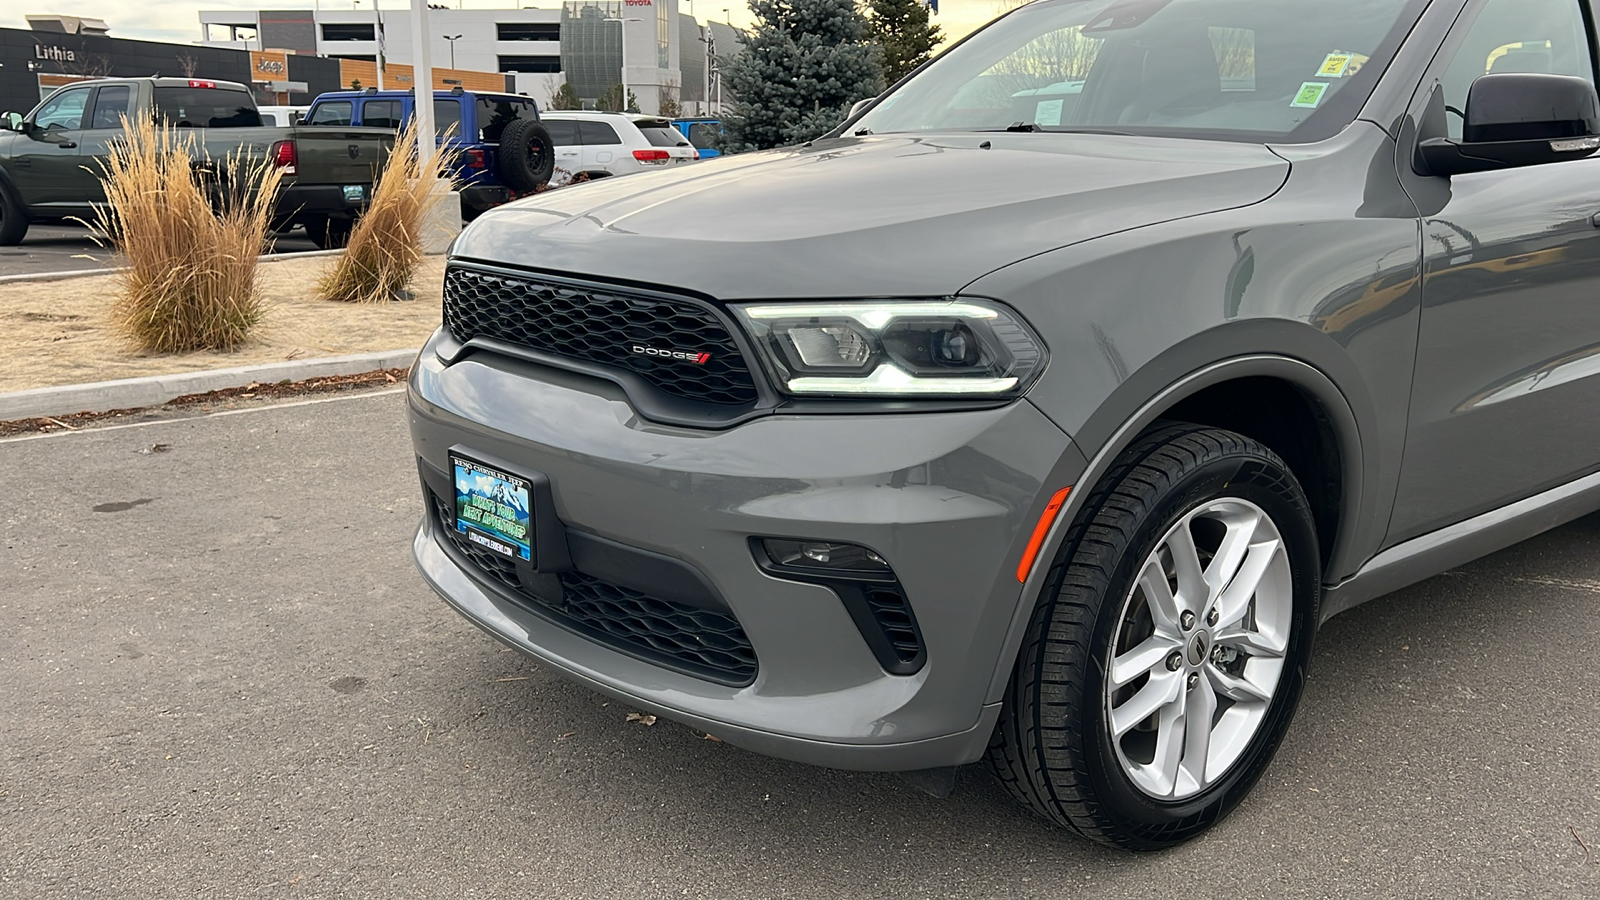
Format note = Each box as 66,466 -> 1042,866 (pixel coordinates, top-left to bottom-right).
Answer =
1083,450 -> 1321,840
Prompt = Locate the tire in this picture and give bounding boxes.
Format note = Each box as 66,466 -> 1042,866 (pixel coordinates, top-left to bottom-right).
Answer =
304,215 -> 353,250
987,423 -> 1320,850
498,119 -> 555,192
0,179 -> 29,246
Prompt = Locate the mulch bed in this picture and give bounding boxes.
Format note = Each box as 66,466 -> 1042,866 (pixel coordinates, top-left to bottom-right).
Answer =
0,368 -> 408,438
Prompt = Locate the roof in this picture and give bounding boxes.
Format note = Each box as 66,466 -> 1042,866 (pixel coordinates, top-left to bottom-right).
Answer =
539,110 -> 673,126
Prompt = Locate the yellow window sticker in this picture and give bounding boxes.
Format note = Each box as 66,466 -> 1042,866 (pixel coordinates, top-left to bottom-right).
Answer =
1291,82 -> 1330,109
1318,53 -> 1353,78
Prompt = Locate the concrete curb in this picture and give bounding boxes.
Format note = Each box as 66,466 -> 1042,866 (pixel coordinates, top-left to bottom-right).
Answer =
0,248 -> 348,286
0,348 -> 417,421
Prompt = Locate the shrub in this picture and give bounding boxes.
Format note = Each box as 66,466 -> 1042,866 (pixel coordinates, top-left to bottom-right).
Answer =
95,117 -> 284,353
318,120 -> 460,304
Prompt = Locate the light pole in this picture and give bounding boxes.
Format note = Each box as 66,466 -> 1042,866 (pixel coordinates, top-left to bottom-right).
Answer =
604,16 -> 643,112
443,33 -> 462,69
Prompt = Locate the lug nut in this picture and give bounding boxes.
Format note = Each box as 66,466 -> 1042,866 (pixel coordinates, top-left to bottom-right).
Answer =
1166,652 -> 1183,672
1206,607 -> 1219,627
1179,611 -> 1196,631
1212,645 -> 1226,665
1187,673 -> 1200,691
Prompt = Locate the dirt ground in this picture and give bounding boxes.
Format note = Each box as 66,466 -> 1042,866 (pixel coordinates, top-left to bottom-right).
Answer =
0,254 -> 446,392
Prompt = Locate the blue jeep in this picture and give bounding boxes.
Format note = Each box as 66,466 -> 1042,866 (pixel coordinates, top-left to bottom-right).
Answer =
304,87 -> 554,221
671,118 -> 723,159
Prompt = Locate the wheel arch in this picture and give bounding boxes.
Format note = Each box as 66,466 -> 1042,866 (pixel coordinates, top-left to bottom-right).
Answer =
985,349 -> 1372,706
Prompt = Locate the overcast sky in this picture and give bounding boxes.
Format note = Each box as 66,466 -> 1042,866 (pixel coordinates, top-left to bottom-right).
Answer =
2,1 -> 1007,50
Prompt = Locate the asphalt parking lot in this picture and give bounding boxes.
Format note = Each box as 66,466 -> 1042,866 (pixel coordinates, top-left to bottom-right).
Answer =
1,390 -> 1597,898
0,221 -> 322,278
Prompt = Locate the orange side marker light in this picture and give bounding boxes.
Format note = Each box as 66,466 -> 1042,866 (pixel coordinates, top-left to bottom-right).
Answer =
1016,487 -> 1072,583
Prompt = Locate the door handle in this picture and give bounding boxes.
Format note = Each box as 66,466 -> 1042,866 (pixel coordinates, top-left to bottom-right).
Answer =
57,141 -> 77,149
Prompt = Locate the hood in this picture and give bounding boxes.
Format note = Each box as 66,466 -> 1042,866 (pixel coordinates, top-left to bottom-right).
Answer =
452,132 -> 1290,299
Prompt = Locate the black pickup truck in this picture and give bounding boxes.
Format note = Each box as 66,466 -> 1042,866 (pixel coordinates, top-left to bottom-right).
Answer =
0,77 -> 395,247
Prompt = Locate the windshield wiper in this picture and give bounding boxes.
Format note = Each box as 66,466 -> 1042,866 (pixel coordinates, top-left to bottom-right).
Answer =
981,124 -> 1137,136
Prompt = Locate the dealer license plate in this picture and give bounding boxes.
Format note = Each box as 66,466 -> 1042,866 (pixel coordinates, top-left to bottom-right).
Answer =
451,455 -> 532,561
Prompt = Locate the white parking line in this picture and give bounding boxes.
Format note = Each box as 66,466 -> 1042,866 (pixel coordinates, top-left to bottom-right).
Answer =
0,387 -> 406,444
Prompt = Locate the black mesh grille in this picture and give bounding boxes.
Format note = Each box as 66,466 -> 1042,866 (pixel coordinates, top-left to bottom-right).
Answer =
432,494 -> 757,684
443,266 -> 759,406
558,571 -> 758,682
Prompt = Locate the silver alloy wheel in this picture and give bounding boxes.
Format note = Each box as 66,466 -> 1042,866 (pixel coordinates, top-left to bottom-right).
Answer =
1104,498 -> 1293,800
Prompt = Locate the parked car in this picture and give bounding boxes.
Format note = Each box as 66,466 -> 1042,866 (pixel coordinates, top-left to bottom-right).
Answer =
406,0 -> 1600,850
672,117 -> 723,158
303,88 -> 554,222
0,78 -> 394,247
537,111 -> 698,184
257,104 -> 309,127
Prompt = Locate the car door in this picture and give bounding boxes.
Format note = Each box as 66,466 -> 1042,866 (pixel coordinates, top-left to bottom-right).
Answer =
79,83 -> 140,205
14,85 -> 92,209
543,118 -> 581,181
578,120 -> 621,173
1389,0 -> 1600,540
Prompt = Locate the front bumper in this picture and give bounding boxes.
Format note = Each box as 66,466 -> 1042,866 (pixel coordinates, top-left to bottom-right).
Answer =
408,328 -> 1085,770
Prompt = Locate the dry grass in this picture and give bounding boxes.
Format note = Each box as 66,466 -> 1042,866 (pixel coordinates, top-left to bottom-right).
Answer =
0,255 -> 447,392
94,117 -> 285,353
318,121 -> 460,304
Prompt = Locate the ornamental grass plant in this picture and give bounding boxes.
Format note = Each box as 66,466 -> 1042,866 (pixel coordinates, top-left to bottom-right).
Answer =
318,120 -> 460,304
96,116 -> 284,353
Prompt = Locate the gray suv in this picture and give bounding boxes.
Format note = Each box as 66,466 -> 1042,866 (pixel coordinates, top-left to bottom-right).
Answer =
408,0 -> 1600,848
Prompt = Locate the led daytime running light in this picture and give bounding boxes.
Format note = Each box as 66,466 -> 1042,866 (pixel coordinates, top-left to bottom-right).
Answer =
740,302 -> 1002,331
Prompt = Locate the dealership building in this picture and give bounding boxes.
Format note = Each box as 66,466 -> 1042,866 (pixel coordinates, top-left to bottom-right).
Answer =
0,6 -> 736,118
196,2 -> 740,115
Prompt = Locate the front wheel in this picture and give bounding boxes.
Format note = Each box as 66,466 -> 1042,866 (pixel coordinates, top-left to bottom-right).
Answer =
0,180 -> 29,246
987,424 -> 1320,850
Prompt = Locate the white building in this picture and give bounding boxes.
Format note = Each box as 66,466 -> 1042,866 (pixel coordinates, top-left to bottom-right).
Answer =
198,2 -> 727,115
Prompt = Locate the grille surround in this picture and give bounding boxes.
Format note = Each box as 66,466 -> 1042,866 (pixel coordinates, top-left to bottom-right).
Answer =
432,494 -> 758,686
443,265 -> 760,408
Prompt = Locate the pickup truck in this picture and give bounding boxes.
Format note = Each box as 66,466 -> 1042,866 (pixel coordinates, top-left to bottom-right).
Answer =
303,88 -> 555,220
0,77 -> 395,248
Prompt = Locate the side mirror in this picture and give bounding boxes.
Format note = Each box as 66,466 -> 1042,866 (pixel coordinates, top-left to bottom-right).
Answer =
0,112 -> 19,132
1417,73 -> 1600,176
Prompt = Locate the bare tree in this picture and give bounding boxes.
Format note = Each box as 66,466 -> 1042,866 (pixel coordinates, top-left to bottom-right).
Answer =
177,52 -> 200,78
657,78 -> 683,117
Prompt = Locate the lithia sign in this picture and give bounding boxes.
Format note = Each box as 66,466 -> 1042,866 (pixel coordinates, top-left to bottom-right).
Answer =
34,44 -> 78,63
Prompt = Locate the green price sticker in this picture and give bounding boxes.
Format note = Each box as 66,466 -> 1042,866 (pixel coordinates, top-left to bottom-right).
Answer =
1291,82 -> 1330,109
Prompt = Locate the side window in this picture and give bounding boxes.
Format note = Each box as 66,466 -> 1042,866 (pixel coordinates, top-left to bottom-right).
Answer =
89,85 -> 136,129
1438,0 -> 1595,139
362,100 -> 402,129
687,123 -> 719,148
34,88 -> 91,131
434,99 -> 463,138
579,121 -> 621,145
308,101 -> 352,126
542,119 -> 579,145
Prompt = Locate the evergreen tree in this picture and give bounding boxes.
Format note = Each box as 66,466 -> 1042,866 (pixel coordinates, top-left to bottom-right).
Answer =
865,0 -> 942,84
720,0 -> 885,151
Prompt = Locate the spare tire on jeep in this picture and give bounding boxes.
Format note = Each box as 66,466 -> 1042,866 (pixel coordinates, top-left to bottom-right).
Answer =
498,119 -> 555,192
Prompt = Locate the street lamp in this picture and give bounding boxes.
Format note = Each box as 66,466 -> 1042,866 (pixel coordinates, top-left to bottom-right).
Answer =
604,16 -> 643,112
443,33 -> 462,69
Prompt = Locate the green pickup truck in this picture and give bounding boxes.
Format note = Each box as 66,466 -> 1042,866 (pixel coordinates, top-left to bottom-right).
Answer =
0,77 -> 395,248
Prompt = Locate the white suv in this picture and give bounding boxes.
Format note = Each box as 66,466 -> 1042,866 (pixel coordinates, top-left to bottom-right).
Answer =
538,111 -> 700,185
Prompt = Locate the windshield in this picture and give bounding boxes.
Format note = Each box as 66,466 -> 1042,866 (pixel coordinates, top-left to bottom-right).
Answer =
852,0 -> 1427,143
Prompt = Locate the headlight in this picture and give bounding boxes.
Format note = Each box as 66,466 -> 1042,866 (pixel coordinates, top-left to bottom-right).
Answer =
730,299 -> 1046,398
